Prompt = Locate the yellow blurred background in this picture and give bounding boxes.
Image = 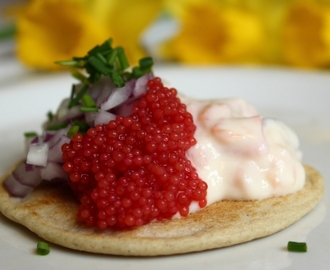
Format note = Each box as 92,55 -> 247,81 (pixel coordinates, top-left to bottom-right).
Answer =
1,0 -> 330,70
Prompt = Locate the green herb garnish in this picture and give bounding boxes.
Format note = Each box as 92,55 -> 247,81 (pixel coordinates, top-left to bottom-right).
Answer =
24,132 -> 38,138
67,125 -> 80,137
36,241 -> 50,255
79,107 -> 99,112
56,38 -> 154,87
71,70 -> 89,84
139,57 -> 154,72
116,47 -> 129,71
47,111 -> 54,122
55,38 -> 154,113
87,56 -> 112,75
82,94 -> 96,107
287,241 -> 307,252
68,84 -> 89,109
72,120 -> 90,134
46,122 -> 68,131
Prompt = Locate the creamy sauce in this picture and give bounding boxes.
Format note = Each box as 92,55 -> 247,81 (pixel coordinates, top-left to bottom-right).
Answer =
182,97 -> 305,209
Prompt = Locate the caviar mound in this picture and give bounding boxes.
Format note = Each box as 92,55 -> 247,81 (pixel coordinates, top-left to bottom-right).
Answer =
62,77 -> 208,229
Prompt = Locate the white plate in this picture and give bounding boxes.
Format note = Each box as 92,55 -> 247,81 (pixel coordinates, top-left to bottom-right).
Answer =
0,65 -> 329,270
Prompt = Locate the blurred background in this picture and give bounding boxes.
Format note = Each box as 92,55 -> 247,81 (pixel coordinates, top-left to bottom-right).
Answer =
1,0 -> 330,71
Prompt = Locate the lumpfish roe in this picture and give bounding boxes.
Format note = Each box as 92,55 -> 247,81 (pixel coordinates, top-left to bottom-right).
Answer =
62,77 -> 207,229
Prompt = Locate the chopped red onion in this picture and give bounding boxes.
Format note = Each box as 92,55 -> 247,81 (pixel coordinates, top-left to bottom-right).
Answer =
84,111 -> 98,126
87,80 -> 104,101
43,132 -> 55,142
3,162 -> 43,197
3,174 -> 34,197
25,135 -> 37,154
114,98 -> 138,117
100,84 -> 133,111
25,163 -> 36,172
40,162 -> 69,181
15,163 -> 42,186
26,143 -> 49,167
133,73 -> 153,97
47,130 -> 71,163
94,111 -> 117,125
96,78 -> 116,106
113,73 -> 153,116
56,98 -> 83,122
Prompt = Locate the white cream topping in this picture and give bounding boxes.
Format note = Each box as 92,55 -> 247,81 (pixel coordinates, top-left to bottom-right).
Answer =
182,97 -> 305,207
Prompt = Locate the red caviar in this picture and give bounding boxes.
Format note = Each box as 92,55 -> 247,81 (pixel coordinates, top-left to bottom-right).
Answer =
62,77 -> 207,229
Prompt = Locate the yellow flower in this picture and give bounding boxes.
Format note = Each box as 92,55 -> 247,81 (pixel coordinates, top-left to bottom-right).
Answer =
161,0 -> 265,64
17,0 -> 111,70
15,0 -> 163,70
281,1 -> 330,68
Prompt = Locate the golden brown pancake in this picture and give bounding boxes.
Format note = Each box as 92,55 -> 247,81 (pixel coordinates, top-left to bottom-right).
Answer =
0,164 -> 324,256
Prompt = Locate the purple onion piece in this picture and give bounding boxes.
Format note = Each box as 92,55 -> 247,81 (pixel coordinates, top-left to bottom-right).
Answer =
56,98 -> 84,123
3,174 -> 34,198
112,73 -> 153,116
94,111 -> 117,125
100,83 -> 133,111
47,128 -> 71,163
12,162 -> 42,187
40,162 -> 69,181
85,111 -> 98,126
3,162 -> 42,197
133,73 -> 154,97
87,80 -> 104,102
26,143 -> 49,167
96,78 -> 116,106
114,98 -> 138,117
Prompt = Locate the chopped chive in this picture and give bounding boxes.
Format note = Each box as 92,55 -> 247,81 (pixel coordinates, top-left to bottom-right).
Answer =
101,49 -> 113,57
132,66 -> 143,78
56,39 -> 154,94
87,71 -> 101,84
87,56 -> 111,75
73,56 -> 87,61
68,84 -> 89,108
54,60 -> 80,67
116,47 -> 129,71
72,120 -> 90,133
87,44 -> 100,56
47,111 -> 53,121
71,70 -> 89,84
96,52 -> 107,64
122,71 -> 133,81
82,94 -> 96,107
97,38 -> 113,54
69,84 -> 75,107
139,57 -> 153,71
36,241 -> 50,255
109,71 -> 125,87
80,106 -> 99,112
46,122 -> 68,131
287,241 -> 307,252
67,125 -> 80,137
102,38 -> 113,49
107,49 -> 118,66
24,132 -> 38,138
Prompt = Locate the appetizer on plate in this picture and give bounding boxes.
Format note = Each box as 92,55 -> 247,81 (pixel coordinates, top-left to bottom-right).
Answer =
0,39 -> 324,256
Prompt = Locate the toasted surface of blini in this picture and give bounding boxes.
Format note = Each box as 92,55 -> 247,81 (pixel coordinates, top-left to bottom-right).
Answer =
0,164 -> 324,256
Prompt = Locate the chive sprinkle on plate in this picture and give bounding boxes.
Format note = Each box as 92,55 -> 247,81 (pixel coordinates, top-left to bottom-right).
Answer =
36,241 -> 50,255
287,241 -> 307,252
